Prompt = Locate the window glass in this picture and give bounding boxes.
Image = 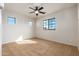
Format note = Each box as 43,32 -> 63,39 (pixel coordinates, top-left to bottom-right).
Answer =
43,18 -> 56,30
7,17 -> 16,25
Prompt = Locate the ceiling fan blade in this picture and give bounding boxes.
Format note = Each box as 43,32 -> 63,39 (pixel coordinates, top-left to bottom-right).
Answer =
29,7 -> 35,10
39,7 -> 44,10
39,11 -> 46,14
36,6 -> 38,10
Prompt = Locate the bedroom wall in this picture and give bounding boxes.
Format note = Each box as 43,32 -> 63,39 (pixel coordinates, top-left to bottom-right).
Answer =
0,3 -> 4,56
0,9 -> 2,56
78,4 -> 79,50
2,10 -> 34,44
36,5 -> 78,46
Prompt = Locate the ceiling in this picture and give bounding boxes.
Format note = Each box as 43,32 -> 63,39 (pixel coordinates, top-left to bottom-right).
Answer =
3,3 -> 76,19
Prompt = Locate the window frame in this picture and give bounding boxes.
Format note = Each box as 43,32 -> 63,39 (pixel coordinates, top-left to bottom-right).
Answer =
7,16 -> 16,25
43,17 -> 56,30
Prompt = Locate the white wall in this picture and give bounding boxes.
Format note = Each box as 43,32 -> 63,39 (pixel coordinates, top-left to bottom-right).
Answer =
0,9 -> 2,56
32,18 -> 36,38
2,10 -> 34,44
0,3 -> 4,56
78,4 -> 79,50
36,6 -> 78,46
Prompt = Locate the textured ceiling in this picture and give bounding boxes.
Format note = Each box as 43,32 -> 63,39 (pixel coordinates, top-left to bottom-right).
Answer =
3,3 -> 76,19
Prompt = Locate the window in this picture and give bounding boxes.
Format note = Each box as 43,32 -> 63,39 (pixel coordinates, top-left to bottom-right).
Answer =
7,17 -> 16,25
28,22 -> 32,27
43,18 -> 56,30
43,20 -> 48,29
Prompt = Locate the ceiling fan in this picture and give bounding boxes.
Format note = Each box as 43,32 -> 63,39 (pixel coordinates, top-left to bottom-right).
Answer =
29,6 -> 46,16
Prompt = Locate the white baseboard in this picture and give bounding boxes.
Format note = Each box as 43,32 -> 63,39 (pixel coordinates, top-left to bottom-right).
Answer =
2,41 -> 15,44
37,37 -> 77,47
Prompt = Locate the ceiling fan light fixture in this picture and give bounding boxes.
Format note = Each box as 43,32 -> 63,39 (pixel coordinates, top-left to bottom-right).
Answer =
35,11 -> 39,14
